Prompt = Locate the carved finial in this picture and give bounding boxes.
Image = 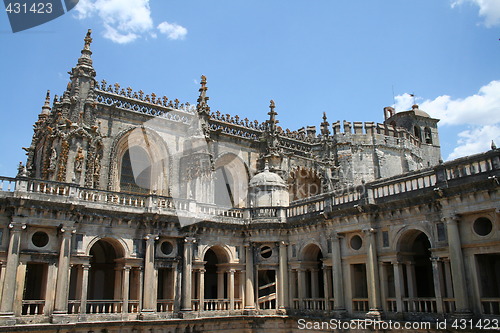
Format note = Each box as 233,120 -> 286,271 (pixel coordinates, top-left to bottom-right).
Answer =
320,112 -> 330,137
268,100 -> 277,122
41,90 -> 51,115
17,162 -> 27,177
197,75 -> 210,114
84,29 -> 92,51
77,29 -> 94,67
492,140 -> 497,150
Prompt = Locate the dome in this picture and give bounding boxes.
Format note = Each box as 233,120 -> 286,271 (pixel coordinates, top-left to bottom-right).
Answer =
249,168 -> 286,187
411,104 -> 430,118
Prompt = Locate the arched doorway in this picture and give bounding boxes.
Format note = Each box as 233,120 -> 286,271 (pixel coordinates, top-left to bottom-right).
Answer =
202,246 -> 236,310
298,244 -> 325,310
87,238 -> 124,313
397,230 -> 436,312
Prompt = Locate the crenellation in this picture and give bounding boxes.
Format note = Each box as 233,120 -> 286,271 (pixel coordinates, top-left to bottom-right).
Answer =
343,120 -> 352,134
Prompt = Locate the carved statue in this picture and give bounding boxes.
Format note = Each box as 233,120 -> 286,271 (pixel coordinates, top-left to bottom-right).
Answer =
49,148 -> 57,171
93,154 -> 101,176
74,147 -> 84,172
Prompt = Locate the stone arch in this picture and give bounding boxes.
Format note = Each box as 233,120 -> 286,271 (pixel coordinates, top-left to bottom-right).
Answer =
424,127 -> 433,144
85,235 -> 129,258
214,153 -> 250,208
300,242 -> 324,261
108,126 -> 171,195
200,244 -> 232,263
394,226 -> 433,252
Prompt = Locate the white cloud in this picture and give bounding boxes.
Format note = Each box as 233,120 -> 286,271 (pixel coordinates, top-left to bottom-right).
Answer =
393,80 -> 500,160
75,0 -> 187,44
447,125 -> 500,160
452,0 -> 500,27
157,21 -> 188,40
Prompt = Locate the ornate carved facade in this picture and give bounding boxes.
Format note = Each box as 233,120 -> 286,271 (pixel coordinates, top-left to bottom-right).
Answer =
0,30 -> 498,332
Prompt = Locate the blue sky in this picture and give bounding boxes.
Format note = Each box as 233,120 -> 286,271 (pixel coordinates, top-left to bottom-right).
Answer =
1,0 -> 499,177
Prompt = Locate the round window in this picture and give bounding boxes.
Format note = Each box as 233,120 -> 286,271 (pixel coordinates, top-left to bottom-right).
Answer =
473,217 -> 493,236
161,241 -> 173,255
350,235 -> 363,250
260,246 -> 272,259
32,231 -> 49,248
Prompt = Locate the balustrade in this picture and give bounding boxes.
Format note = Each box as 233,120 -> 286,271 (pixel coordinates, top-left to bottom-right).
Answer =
21,300 -> 45,315
157,299 -> 174,312
352,298 -> 369,312
403,297 -> 437,313
86,300 -> 123,314
481,298 -> 500,315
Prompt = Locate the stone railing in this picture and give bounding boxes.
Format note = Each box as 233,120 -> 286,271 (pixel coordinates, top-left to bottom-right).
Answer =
371,170 -> 436,199
21,300 -> 45,315
403,297 -> 437,313
0,176 -> 16,192
302,298 -> 326,310
481,297 -> 500,315
352,298 -> 369,312
157,299 -> 174,312
95,90 -> 194,125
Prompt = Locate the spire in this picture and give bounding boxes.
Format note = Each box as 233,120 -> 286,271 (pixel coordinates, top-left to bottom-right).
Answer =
78,29 -> 93,67
267,100 -> 278,132
196,75 -> 210,115
492,140 -> 497,150
320,112 -> 330,137
40,90 -> 51,116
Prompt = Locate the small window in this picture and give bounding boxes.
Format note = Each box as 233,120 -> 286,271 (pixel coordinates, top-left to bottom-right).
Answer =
292,244 -> 297,257
260,246 -> 272,259
473,217 -> 493,236
437,223 -> 446,241
32,231 -> 49,248
350,235 -> 363,250
414,126 -> 422,142
160,241 -> 173,255
382,231 -> 389,247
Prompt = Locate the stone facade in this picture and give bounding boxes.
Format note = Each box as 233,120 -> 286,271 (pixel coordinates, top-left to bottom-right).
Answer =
0,30 -> 498,331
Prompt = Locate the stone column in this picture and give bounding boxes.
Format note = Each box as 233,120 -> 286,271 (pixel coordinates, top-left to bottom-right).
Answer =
278,241 -> 289,309
311,269 -> 319,298
0,223 -> 25,315
323,266 -> 331,311
198,269 -> 205,311
405,262 -> 416,298
445,216 -> 471,314
0,262 -> 7,304
80,264 -> 90,314
244,244 -> 255,310
364,228 -> 382,317
379,262 -> 389,312
431,258 -> 444,313
393,262 -> 404,312
331,234 -> 345,310
228,269 -> 235,310
217,271 -> 225,300
239,270 -> 245,309
54,229 -> 73,314
289,269 -> 297,309
122,266 -> 131,313
443,259 -> 454,298
181,237 -> 195,311
143,235 -> 158,312
297,268 -> 306,309
137,267 -> 144,312
114,267 -> 123,300
13,261 -> 26,317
